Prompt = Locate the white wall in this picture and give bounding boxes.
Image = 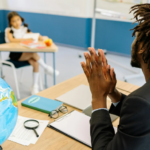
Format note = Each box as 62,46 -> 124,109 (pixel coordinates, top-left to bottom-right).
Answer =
95,0 -> 149,22
0,0 -> 5,9
1,0 -> 144,21
2,0 -> 93,18
95,0 -> 133,21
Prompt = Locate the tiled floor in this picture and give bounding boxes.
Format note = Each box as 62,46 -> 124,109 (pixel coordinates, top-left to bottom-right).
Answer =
0,45 -> 145,100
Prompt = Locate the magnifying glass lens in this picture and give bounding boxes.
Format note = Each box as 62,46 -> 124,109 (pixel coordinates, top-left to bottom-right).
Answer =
24,120 -> 39,137
24,121 -> 39,128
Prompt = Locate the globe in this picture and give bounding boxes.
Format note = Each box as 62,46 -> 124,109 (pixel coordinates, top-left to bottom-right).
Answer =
0,78 -> 18,147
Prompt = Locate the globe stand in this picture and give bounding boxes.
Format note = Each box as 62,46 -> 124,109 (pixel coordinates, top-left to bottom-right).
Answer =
0,146 -> 2,150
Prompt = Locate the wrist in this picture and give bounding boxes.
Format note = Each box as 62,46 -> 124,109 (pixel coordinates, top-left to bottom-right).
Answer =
108,89 -> 122,103
92,96 -> 107,110
108,88 -> 118,95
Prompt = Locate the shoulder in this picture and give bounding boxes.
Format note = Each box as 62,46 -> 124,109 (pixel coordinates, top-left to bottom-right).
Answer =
21,26 -> 28,31
5,27 -> 11,33
119,95 -> 150,136
121,86 -> 150,115
120,81 -> 150,122
128,80 -> 150,103
119,95 -> 150,135
121,95 -> 149,113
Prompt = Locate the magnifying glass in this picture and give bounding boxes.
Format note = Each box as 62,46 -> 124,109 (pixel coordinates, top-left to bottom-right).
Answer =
24,119 -> 39,137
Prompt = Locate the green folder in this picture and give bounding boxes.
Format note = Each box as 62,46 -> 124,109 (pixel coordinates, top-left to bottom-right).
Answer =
21,95 -> 63,114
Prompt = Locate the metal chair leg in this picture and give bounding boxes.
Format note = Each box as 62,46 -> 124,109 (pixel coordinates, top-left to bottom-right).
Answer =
2,60 -> 20,99
39,74 -> 44,91
12,65 -> 20,99
0,66 -> 5,79
19,69 -> 24,83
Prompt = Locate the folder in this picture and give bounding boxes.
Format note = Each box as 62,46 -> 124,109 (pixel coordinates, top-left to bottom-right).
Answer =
21,95 -> 63,114
49,110 -> 91,147
49,110 -> 117,147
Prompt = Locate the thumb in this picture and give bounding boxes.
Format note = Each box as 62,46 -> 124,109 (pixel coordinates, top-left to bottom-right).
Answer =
106,65 -> 111,81
111,68 -> 116,81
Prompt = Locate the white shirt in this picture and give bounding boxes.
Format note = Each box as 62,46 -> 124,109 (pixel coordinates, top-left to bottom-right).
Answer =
92,101 -> 120,113
5,26 -> 28,43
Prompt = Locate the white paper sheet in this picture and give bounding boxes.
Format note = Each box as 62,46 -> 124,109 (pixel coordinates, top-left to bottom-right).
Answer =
8,116 -> 49,146
50,111 -> 117,147
23,33 -> 40,42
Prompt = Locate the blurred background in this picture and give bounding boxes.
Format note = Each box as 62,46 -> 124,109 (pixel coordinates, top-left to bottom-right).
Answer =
0,0 -> 146,99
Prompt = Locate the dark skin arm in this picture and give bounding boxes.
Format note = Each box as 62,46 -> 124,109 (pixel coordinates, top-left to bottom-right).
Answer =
99,48 -> 122,103
81,48 -> 110,110
81,48 -> 122,110
82,48 -> 122,104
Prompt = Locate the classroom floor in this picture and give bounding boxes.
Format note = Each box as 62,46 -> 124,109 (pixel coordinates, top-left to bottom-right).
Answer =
1,45 -> 145,100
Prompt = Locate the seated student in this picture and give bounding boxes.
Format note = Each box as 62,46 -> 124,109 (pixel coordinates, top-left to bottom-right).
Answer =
81,4 -> 150,150
5,11 -> 59,95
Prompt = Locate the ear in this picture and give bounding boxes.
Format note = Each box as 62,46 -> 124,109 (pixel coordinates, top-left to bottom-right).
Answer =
138,42 -> 144,55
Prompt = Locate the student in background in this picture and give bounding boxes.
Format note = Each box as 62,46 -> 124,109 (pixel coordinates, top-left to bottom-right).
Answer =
5,11 -> 59,95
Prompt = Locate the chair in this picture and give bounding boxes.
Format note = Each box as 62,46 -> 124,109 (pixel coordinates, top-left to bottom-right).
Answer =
0,32 -> 43,99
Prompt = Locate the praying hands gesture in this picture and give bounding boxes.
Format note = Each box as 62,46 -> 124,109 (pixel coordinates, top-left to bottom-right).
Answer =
81,48 -> 121,110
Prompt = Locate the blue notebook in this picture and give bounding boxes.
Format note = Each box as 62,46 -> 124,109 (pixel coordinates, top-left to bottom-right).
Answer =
21,95 -> 63,114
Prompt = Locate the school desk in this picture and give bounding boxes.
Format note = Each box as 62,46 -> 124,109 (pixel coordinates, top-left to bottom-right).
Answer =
0,38 -> 58,87
2,74 -> 139,150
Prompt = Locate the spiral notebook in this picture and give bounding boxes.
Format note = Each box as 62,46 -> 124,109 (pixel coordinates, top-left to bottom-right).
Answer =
49,110 -> 117,147
49,110 -> 91,147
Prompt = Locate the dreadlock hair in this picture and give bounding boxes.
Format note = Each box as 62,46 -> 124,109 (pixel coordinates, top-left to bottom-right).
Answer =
7,11 -> 31,35
130,4 -> 150,70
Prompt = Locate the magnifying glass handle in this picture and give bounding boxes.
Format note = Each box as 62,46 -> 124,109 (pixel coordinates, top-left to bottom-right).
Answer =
33,129 -> 39,137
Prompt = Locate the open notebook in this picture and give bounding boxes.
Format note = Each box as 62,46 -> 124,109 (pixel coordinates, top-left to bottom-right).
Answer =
49,110 -> 117,147
23,33 -> 40,42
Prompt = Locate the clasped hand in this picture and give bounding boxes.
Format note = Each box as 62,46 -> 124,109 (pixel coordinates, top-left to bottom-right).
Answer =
81,48 -> 116,109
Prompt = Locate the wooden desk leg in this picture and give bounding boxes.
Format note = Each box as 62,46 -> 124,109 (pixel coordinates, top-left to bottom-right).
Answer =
44,52 -> 47,88
53,52 -> 56,85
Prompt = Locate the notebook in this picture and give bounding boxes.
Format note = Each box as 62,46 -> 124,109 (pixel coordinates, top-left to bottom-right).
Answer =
56,85 -> 92,110
20,41 -> 45,49
23,33 -> 40,42
49,110 -> 117,147
21,95 -> 63,114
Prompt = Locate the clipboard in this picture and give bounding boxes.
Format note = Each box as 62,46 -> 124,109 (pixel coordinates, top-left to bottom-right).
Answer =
48,110 -> 92,147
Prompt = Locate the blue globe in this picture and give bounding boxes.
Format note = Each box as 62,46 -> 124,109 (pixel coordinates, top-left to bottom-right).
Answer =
0,78 -> 18,145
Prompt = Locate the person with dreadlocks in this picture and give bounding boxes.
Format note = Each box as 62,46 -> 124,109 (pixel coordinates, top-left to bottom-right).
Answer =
81,4 -> 150,150
5,11 -> 59,95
